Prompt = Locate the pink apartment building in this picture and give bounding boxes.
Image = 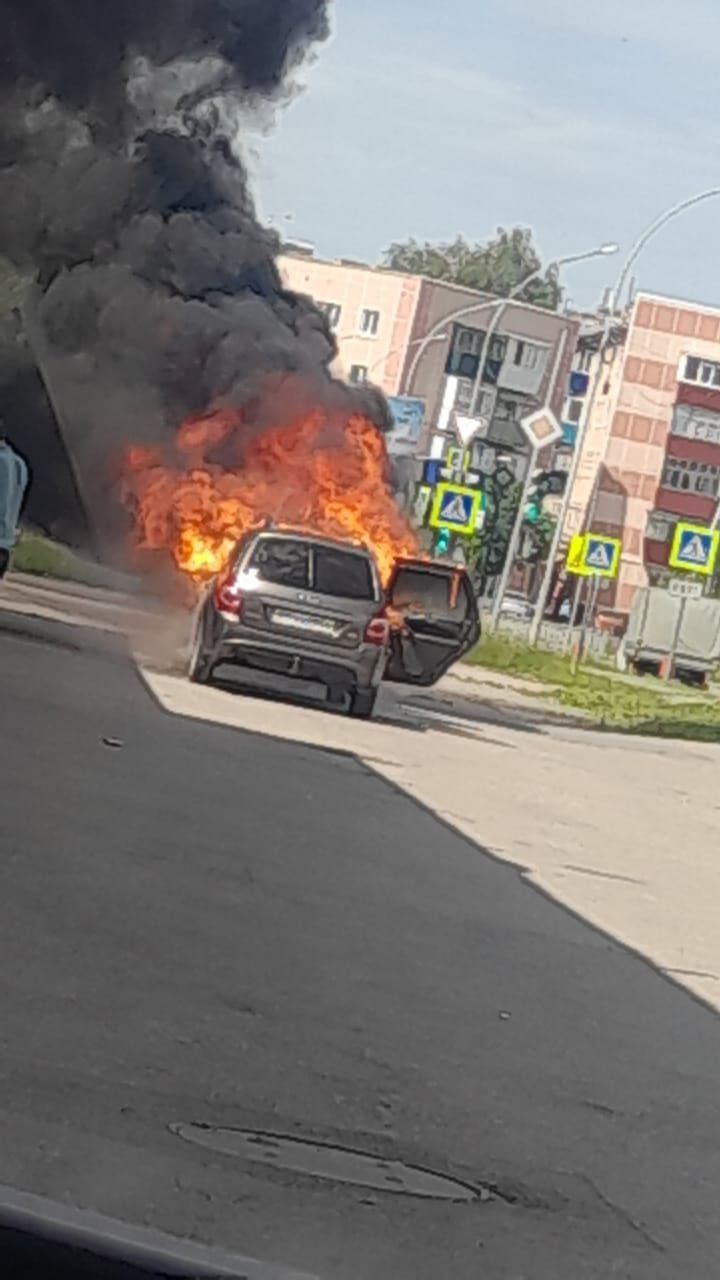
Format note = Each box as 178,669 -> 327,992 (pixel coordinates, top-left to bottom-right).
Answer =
566,291 -> 720,619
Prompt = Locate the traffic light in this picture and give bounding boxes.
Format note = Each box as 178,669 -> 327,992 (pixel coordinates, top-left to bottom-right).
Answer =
524,469 -> 568,524
435,527 -> 452,556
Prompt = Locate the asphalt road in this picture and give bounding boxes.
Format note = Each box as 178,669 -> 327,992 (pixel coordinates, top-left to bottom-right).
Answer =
1,610 -> 719,1279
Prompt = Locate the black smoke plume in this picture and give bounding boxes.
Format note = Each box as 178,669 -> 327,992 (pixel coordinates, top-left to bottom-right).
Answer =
0,1 -> 393,549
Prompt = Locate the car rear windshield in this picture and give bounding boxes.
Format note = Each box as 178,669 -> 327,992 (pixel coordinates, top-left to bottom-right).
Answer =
389,567 -> 471,620
249,537 -> 310,588
313,546 -> 375,600
248,537 -> 375,600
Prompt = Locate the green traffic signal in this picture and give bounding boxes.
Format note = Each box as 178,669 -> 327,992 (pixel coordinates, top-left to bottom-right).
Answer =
435,527 -> 452,555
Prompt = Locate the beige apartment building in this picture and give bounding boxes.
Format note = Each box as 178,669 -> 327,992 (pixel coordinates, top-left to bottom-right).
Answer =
278,248 -> 577,460
278,250 -> 422,394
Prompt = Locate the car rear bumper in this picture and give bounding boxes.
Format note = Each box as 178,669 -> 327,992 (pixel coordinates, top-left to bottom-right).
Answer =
212,630 -> 385,690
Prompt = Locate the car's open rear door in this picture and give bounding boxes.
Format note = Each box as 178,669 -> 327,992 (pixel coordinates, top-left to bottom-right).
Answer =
383,559 -> 480,686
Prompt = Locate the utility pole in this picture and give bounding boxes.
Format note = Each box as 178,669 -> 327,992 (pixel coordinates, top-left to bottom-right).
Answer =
488,329 -> 569,629
528,316 -> 613,645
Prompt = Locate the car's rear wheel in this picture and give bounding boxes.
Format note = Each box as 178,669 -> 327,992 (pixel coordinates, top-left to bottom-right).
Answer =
188,608 -> 214,685
348,687 -> 378,719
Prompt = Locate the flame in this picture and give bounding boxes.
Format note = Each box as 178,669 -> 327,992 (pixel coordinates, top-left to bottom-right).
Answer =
120,399 -> 420,585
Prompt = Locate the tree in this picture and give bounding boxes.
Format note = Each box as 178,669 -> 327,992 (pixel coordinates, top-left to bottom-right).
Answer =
468,479 -> 522,593
382,227 -> 561,310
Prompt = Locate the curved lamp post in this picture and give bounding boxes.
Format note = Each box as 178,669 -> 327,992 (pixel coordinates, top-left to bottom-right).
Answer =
405,242 -> 618,398
366,331 -> 448,381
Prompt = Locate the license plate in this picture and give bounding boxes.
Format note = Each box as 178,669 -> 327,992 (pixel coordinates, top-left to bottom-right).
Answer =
271,609 -> 338,637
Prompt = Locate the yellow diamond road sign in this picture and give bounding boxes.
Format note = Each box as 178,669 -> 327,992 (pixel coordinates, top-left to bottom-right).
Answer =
429,483 -> 482,536
669,523 -> 719,576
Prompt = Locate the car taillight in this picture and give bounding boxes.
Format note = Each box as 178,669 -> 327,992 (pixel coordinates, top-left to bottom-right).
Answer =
214,579 -> 244,620
364,613 -> 390,646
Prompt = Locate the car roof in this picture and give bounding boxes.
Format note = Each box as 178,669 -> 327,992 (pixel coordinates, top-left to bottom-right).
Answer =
249,527 -> 375,559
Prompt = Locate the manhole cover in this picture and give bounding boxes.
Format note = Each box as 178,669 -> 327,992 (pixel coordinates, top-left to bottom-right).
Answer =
170,1123 -> 478,1202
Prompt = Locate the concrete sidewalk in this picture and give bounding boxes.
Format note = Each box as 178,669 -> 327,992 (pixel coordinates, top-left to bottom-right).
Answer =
146,668 -> 720,1012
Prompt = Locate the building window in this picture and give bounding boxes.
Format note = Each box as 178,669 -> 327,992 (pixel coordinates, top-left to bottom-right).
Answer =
565,397 -> 584,424
349,364 -> 368,385
456,327 -> 481,354
359,309 -> 380,337
672,403 -> 720,444
679,353 -> 720,387
317,301 -> 341,330
447,325 -> 482,378
661,455 -> 720,497
647,511 -> 675,542
513,340 -> 542,370
488,334 -> 507,362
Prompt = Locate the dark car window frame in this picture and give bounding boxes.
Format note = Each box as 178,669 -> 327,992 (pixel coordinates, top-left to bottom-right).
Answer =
241,535 -> 379,601
310,545 -> 377,602
246,536 -> 311,589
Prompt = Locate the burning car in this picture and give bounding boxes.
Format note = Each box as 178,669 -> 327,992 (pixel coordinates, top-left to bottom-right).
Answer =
188,528 -> 480,717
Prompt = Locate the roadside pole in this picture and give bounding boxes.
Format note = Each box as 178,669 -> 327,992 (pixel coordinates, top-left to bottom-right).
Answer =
488,443 -> 539,630
488,331 -> 568,631
663,576 -> 704,680
564,574 -> 583,654
582,575 -> 602,662
528,317 -> 611,646
664,595 -> 687,683
570,574 -> 598,674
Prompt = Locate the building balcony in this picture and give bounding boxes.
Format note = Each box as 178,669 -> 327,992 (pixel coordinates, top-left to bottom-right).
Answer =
654,487 -> 716,523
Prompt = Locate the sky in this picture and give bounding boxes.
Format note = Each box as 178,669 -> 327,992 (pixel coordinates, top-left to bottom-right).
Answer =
246,0 -> 720,311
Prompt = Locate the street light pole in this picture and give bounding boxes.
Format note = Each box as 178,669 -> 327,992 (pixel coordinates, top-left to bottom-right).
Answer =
467,244 -> 617,629
404,299 -> 501,393
488,329 -> 569,631
404,243 -> 616,451
528,330 -> 611,644
529,188 -> 720,645
468,245 -> 618,420
367,332 -> 448,381
612,189 -> 720,316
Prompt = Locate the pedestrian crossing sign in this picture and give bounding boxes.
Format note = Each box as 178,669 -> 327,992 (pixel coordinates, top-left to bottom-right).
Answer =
669,522 -> 719,576
429,482 -> 482,536
566,532 -> 621,578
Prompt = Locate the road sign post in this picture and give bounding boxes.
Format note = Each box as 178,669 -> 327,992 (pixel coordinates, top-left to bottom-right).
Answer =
489,408 -> 564,631
564,573 -> 584,654
572,573 -> 602,672
488,444 -> 539,630
563,534 -> 621,667
664,595 -> 690,683
661,527 -> 719,677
